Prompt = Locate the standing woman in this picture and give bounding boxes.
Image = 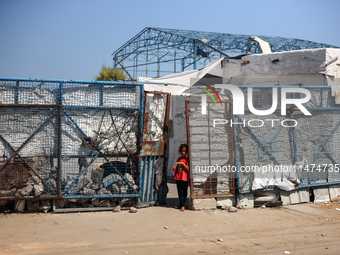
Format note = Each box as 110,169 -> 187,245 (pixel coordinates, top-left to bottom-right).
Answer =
173,143 -> 189,211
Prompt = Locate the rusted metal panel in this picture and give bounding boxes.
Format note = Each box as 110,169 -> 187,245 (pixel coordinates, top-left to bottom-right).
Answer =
186,100 -> 236,199
143,112 -> 149,141
0,161 -> 30,190
139,91 -> 171,203
163,94 -> 171,143
0,196 -> 63,201
140,141 -> 165,156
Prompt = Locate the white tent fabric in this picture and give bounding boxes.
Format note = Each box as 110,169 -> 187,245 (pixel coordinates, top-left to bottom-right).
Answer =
249,36 -> 272,54
137,57 -> 224,95
222,48 -> 340,102
239,48 -> 340,77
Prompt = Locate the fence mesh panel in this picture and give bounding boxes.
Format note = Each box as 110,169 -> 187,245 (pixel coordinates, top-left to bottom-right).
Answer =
233,86 -> 340,193
0,78 -> 143,200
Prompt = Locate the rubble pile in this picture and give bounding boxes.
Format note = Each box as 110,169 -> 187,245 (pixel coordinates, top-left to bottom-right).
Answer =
55,197 -> 134,209
0,162 -> 139,213
64,166 -> 138,197
0,157 -> 55,199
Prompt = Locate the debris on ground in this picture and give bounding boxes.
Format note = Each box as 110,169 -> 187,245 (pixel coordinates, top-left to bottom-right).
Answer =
112,205 -> 121,213
129,207 -> 137,213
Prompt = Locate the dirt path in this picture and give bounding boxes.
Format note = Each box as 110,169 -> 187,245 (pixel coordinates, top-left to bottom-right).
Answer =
0,201 -> 339,255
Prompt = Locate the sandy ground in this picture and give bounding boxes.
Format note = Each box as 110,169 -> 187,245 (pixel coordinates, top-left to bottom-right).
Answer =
0,183 -> 340,255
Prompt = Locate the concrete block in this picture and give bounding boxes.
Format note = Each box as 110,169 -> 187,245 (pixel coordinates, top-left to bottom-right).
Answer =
227,206 -> 238,213
55,199 -> 67,209
0,189 -> 16,197
14,200 -> 26,212
113,205 -> 121,212
97,199 -> 110,207
280,191 -> 290,206
33,184 -> 44,197
129,207 -> 137,213
329,184 -> 340,202
313,187 -> 330,203
91,166 -> 103,184
237,193 -> 254,209
15,185 -> 33,198
216,197 -> 235,207
298,188 -> 310,203
188,197 -> 216,210
102,174 -> 121,188
254,192 -> 280,202
289,190 -> 300,204
280,188 -> 310,205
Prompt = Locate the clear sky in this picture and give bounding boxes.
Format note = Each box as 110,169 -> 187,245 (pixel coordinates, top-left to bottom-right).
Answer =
0,0 -> 339,81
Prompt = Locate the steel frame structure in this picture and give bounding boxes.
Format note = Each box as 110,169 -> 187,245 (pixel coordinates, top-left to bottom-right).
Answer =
112,27 -> 339,80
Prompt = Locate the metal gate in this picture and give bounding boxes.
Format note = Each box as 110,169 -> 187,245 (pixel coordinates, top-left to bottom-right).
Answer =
186,100 -> 236,198
0,78 -> 143,201
0,105 -> 61,199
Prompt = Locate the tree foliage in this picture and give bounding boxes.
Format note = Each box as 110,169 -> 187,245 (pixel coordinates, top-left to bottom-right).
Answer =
95,65 -> 126,81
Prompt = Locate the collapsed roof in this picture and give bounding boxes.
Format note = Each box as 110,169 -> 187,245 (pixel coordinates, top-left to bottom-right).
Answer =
112,27 -> 339,80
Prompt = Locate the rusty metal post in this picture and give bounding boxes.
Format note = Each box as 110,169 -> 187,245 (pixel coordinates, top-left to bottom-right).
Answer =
163,93 -> 171,143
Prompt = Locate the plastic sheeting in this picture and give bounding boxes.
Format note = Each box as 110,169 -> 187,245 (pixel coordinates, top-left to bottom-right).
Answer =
166,96 -> 188,176
252,160 -> 305,191
138,57 -> 224,95
239,48 -> 340,77
0,87 -> 139,158
146,94 -> 165,141
223,48 -> 340,90
0,109 -> 138,158
62,110 -> 138,156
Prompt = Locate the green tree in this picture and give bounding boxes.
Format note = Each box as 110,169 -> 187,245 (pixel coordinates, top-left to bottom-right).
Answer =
95,65 -> 126,81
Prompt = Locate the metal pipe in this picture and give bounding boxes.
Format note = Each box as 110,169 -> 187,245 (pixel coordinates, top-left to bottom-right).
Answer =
0,77 -> 143,86
149,156 -> 156,201
145,156 -> 151,202
14,81 -> 19,104
238,85 -> 331,89
233,114 -> 241,204
141,157 -> 147,201
0,77 -> 144,87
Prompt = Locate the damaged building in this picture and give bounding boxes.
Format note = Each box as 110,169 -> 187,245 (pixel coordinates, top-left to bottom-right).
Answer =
141,47 -> 340,209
